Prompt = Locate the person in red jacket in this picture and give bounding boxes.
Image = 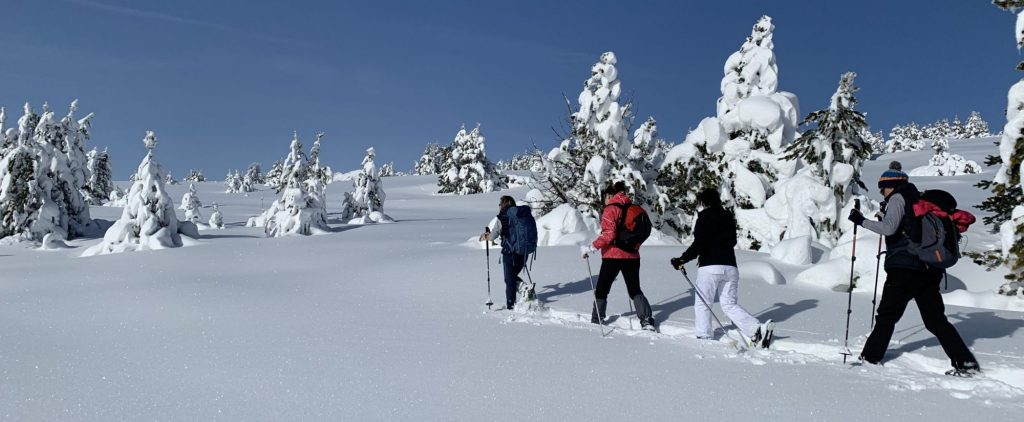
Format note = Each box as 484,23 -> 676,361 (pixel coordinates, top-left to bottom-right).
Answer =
582,181 -> 656,331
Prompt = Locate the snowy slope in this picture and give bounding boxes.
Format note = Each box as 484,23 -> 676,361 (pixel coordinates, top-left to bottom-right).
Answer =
1,144 -> 1023,420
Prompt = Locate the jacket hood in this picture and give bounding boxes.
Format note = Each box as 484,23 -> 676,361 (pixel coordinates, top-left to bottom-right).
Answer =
605,192 -> 631,206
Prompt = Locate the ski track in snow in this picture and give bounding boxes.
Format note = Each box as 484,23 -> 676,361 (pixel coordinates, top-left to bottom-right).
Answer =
495,301 -> 1024,401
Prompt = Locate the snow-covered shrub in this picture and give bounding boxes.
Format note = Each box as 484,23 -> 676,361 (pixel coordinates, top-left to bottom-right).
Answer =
83,131 -> 193,256
208,203 -> 224,229
909,138 -> 982,176
179,183 -> 203,223
437,124 -> 505,195
347,147 -> 393,224
184,169 -> 205,183
658,16 -> 799,247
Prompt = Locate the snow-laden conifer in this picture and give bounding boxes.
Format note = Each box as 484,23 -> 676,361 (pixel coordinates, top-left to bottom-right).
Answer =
83,131 -> 194,255
347,147 -> 393,224
179,183 -> 203,224
437,124 -> 505,195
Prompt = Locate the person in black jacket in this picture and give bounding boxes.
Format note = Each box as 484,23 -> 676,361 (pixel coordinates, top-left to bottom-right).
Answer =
848,168 -> 980,376
670,189 -> 773,348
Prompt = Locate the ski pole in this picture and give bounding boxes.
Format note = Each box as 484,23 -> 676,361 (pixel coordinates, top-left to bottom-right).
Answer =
584,255 -> 607,337
484,227 -> 493,310
679,267 -> 746,350
842,199 -> 861,363
870,236 -> 884,330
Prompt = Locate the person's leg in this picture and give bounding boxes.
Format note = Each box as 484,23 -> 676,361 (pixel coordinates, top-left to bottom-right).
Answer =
502,253 -> 521,308
860,268 -> 915,363
510,253 -> 529,299
592,259 -> 622,322
914,272 -> 979,369
717,266 -> 760,338
693,266 -> 721,338
621,260 -> 654,326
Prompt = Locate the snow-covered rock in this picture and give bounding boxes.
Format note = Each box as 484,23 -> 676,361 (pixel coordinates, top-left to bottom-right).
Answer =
769,236 -> 813,265
536,204 -> 589,247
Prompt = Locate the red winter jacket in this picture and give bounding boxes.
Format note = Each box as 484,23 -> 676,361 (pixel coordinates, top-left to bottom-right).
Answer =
592,192 -> 641,259
912,200 -> 976,233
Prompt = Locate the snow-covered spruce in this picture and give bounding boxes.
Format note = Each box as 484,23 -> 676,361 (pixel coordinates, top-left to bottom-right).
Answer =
0,101 -> 97,242
342,147 -> 393,224
659,16 -> 799,247
536,51 -> 658,231
208,203 -> 224,229
83,147 -> 114,205
772,72 -> 872,247
979,3 -> 1024,296
246,132 -> 329,236
184,169 -> 206,183
243,162 -> 263,188
886,122 -> 925,153
179,183 -> 203,224
964,111 -> 991,139
306,131 -> 332,187
414,143 -> 445,175
379,162 -> 396,177
862,129 -> 886,156
165,172 -> 179,185
909,139 -> 982,176
82,131 -> 196,256
264,161 -> 283,191
224,169 -> 242,193
437,124 -> 505,195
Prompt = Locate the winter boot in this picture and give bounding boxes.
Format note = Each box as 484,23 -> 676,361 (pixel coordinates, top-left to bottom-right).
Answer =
632,294 -> 657,332
591,299 -> 608,324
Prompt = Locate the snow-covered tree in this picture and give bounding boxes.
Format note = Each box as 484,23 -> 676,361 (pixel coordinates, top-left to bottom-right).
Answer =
246,132 -> 329,236
658,16 -> 799,247
208,203 -> 224,229
82,131 -> 195,256
179,183 -> 203,223
977,1 -> 1024,295
414,143 -> 444,175
306,131 -> 332,186
950,116 -> 966,139
241,162 -> 262,193
165,172 -> 178,185
224,169 -> 242,193
83,147 -> 114,205
774,72 -> 871,246
0,101 -> 96,242
909,138 -> 982,176
379,162 -> 395,177
345,147 -> 393,224
264,161 -> 283,191
886,122 -> 925,152
862,129 -> 886,156
964,111 -> 991,138
437,124 -> 505,195
535,51 -> 659,227
184,169 -> 205,182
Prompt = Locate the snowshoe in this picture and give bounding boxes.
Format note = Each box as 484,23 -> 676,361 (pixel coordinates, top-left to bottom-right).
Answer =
640,317 -> 658,333
946,361 -> 981,378
749,319 -> 774,349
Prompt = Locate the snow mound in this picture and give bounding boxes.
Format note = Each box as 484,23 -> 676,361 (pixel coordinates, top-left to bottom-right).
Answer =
739,260 -> 785,285
332,170 -> 361,182
39,233 -> 70,250
536,204 -> 589,246
769,236 -> 812,265
348,211 -> 395,225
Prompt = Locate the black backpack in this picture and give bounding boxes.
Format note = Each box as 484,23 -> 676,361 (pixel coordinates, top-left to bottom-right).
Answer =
906,190 -> 962,269
611,203 -> 652,252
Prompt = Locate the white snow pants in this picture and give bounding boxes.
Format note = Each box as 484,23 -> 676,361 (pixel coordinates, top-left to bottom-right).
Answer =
693,265 -> 760,339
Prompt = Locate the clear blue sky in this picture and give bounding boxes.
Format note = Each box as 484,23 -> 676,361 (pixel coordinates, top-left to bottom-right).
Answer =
1,0 -> 1019,178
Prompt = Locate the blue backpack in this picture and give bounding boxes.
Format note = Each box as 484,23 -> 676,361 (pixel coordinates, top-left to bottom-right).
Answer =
504,205 -> 538,256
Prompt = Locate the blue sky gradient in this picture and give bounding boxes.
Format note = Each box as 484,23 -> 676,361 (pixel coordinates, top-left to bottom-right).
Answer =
1,0 -> 1019,178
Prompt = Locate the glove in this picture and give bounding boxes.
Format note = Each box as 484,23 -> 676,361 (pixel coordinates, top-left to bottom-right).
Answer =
580,245 -> 597,259
670,256 -> 686,270
848,208 -> 866,226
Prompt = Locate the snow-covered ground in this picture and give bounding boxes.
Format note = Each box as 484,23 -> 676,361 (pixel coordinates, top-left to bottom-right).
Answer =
1,139 -> 1022,420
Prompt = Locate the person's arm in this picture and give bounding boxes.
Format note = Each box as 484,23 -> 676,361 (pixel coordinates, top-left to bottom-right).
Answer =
592,206 -> 619,250
679,212 -> 709,263
862,194 -> 905,236
487,217 -> 501,241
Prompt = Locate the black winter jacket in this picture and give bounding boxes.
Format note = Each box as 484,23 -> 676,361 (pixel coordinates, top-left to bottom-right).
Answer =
680,205 -> 738,267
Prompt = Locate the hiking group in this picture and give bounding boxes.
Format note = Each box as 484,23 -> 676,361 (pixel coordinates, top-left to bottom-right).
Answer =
479,164 -> 981,375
